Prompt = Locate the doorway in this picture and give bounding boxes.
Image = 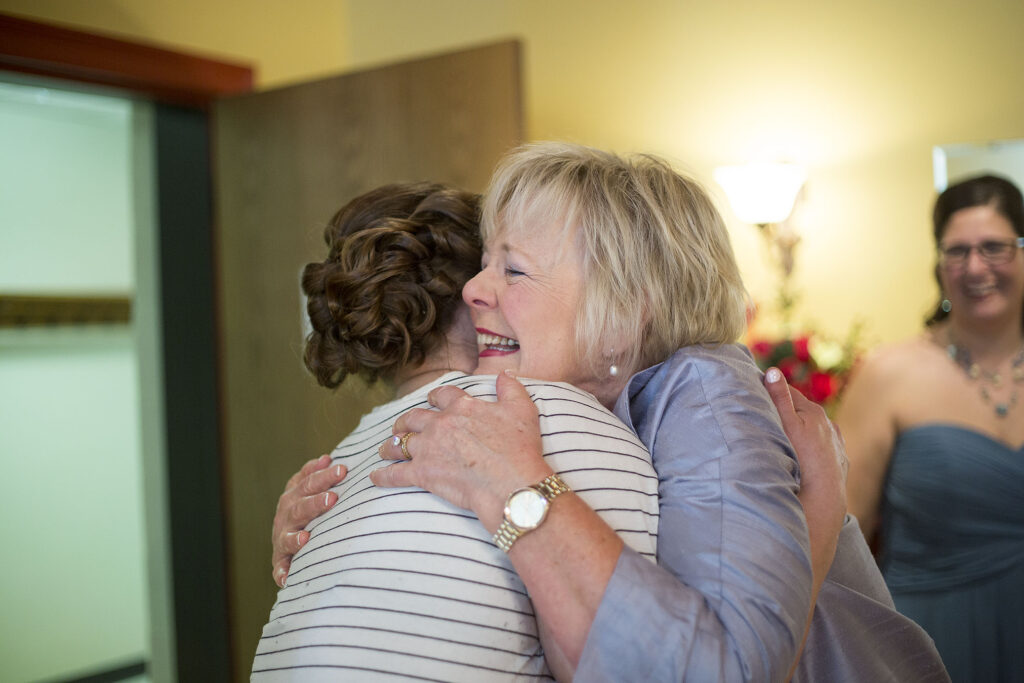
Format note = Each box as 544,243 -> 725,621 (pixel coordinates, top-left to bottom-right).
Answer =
0,79 -> 155,683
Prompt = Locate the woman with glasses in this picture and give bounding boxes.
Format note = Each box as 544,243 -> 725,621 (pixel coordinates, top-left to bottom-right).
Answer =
837,174 -> 1024,682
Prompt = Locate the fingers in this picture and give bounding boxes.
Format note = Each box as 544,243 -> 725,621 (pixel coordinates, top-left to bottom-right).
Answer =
270,457 -> 348,587
289,490 -> 338,528
271,489 -> 337,557
495,369 -> 530,401
271,530 -> 308,584
369,461 -> 414,489
286,453 -> 332,490
764,366 -> 800,429
272,559 -> 290,588
393,406 -> 445,435
379,434 -> 402,461
281,529 -> 311,556
787,384 -> 818,414
426,384 -> 470,410
378,433 -> 414,462
298,463 -> 348,497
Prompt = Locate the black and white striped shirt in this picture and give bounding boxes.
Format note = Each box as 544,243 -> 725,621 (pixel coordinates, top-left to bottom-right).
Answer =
253,372 -> 659,681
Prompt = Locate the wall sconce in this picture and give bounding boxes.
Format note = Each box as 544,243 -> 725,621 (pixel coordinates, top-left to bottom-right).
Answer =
714,162 -> 807,328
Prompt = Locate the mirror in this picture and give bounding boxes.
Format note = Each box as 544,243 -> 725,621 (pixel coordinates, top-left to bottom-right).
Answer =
933,138 -> 1024,190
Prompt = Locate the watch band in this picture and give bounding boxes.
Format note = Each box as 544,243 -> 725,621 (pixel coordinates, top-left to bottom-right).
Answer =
493,473 -> 571,553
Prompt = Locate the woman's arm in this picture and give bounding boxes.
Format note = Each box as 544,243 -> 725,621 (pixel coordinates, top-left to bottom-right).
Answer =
371,371 -> 624,670
834,352 -> 899,544
763,367 -> 848,680
373,366 -> 819,681
267,366 -> 844,680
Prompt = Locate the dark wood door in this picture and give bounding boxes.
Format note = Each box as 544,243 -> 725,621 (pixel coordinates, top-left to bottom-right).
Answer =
212,41 -> 523,678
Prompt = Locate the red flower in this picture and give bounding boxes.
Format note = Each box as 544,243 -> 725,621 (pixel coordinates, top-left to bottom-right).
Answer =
751,340 -> 774,358
746,330 -> 858,410
808,371 -> 837,403
792,336 -> 811,361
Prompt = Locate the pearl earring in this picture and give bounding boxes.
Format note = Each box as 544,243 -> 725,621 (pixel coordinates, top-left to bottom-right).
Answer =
609,348 -> 619,377
941,298 -> 952,313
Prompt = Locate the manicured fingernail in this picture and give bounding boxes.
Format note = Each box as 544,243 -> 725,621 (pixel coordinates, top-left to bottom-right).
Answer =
503,369 -> 517,378
766,367 -> 782,383
323,493 -> 332,506
334,465 -> 344,477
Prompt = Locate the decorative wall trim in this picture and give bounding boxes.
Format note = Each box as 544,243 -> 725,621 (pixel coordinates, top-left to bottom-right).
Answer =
0,294 -> 132,327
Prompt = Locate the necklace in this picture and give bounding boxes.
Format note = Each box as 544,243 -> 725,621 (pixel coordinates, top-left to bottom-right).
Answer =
946,336 -> 1024,418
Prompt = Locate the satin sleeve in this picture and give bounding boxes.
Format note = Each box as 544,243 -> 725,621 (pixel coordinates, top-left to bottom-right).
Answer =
576,347 -> 812,682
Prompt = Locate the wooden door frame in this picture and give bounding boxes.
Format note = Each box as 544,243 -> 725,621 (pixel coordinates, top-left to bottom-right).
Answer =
0,12 -> 251,106
1,12 -> 252,682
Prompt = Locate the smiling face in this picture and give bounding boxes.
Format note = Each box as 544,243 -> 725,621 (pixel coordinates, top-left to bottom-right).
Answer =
939,204 -> 1024,328
462,219 -> 625,406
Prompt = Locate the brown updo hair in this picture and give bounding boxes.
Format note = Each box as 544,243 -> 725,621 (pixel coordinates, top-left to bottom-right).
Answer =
302,182 -> 482,388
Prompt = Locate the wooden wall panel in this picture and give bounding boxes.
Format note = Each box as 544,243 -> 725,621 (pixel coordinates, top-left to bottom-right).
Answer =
213,40 -> 522,678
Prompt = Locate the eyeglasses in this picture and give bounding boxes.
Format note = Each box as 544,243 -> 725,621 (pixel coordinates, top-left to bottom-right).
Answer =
938,237 -> 1024,268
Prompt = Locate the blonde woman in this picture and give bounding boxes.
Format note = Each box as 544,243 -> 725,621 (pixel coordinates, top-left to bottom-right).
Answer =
275,144 -> 947,681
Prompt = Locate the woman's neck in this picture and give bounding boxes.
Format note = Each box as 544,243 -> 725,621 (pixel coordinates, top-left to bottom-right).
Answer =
942,315 -> 1024,365
393,365 -> 456,398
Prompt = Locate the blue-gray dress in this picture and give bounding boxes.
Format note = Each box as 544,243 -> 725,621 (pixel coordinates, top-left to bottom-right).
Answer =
577,344 -> 947,682
881,424 -> 1024,683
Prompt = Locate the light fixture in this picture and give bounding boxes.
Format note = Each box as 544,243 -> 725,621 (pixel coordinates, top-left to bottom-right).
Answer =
714,162 -> 807,328
713,162 -> 806,227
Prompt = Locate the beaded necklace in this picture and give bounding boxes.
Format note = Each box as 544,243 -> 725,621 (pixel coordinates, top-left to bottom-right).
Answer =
946,336 -> 1024,418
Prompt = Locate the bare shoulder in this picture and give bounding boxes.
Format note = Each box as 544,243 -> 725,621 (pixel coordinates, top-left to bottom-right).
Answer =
841,331 -> 957,434
850,333 -> 945,388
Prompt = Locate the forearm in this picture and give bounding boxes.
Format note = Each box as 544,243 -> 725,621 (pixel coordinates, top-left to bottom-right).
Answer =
507,471 -> 812,682
539,613 -> 578,682
501,492 -> 624,671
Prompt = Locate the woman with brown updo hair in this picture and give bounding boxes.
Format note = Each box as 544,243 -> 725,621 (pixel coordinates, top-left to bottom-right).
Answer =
253,182 -> 660,681
301,182 -> 483,391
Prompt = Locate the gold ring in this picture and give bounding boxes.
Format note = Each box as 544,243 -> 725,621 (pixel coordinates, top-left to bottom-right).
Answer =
400,432 -> 414,461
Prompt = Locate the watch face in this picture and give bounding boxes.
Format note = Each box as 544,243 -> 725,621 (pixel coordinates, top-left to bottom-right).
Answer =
506,487 -> 549,529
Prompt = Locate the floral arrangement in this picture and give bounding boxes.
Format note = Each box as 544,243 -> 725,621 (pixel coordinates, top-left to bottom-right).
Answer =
748,329 -> 861,409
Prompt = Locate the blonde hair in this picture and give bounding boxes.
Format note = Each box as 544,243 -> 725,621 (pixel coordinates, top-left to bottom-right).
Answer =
481,142 -> 748,377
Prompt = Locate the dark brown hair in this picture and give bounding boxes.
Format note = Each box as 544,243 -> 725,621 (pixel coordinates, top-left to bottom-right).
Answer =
926,174 -> 1024,326
301,182 -> 482,387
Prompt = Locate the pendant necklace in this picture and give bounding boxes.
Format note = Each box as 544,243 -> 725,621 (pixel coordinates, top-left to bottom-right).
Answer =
946,335 -> 1024,418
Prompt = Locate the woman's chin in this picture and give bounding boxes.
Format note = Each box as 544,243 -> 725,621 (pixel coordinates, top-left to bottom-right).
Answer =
475,357 -> 518,376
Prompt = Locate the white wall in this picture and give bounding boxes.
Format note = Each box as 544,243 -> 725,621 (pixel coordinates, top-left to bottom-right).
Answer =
0,80 -> 150,683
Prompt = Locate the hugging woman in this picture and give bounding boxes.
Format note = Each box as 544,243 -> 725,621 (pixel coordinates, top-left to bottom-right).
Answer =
253,182 -> 660,681
271,144 -> 947,681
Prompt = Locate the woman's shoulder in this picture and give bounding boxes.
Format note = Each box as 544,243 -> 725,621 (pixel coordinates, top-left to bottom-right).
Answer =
626,343 -> 781,439
850,332 -> 945,386
650,343 -> 764,397
460,373 -> 614,418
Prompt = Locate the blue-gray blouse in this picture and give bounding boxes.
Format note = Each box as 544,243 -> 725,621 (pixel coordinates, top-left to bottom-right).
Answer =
576,344 -> 948,682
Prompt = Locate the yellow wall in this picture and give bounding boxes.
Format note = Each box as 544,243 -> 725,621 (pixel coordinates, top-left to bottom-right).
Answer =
6,0 -> 1024,345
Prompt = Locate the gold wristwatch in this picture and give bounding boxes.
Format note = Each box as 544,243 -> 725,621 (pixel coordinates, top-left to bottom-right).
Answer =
493,473 -> 571,553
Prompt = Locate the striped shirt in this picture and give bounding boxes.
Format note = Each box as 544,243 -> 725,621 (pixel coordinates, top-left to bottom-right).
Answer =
253,372 -> 659,681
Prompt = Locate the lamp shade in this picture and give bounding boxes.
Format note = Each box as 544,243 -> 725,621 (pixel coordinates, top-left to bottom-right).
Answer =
713,162 -> 807,225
